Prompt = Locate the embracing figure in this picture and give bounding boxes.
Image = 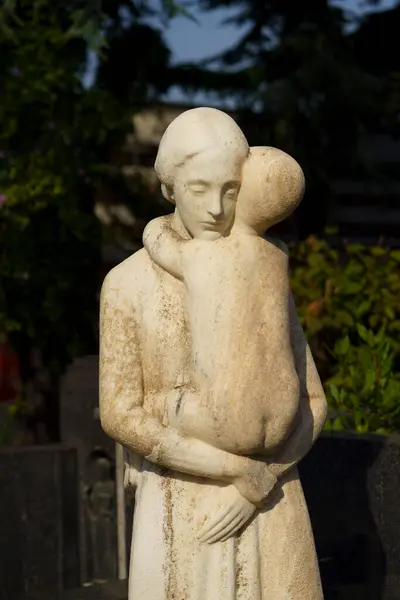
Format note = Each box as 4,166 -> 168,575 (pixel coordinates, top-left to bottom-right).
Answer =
100,107 -> 327,599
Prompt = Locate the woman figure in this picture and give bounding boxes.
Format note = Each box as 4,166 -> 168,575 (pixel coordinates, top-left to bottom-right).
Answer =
100,107 -> 327,599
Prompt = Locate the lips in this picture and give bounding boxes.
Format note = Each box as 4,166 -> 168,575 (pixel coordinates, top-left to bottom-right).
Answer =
201,220 -> 221,228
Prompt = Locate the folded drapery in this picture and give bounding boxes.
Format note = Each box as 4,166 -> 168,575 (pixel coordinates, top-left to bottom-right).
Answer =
128,460 -> 322,600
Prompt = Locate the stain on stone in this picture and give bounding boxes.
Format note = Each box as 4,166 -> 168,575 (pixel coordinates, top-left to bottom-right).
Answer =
175,391 -> 184,416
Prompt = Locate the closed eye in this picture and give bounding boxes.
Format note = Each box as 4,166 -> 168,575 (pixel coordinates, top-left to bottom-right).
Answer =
187,180 -> 209,195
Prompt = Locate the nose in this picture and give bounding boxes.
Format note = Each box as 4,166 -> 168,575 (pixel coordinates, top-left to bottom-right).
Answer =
206,193 -> 223,219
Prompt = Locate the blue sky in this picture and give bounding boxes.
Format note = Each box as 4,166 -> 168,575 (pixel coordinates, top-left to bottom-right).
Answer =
160,0 -> 398,104
164,0 -> 397,63
84,0 -> 398,103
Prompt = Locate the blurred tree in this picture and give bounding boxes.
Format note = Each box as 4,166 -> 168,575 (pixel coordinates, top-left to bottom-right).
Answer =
180,0 -> 391,237
0,0 -> 186,439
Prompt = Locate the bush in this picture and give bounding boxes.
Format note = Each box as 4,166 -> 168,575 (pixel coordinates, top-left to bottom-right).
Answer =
0,3 -> 127,376
325,326 -> 400,433
289,234 -> 400,433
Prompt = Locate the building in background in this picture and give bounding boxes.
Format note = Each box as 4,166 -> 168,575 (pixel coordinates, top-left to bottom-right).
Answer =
331,134 -> 400,246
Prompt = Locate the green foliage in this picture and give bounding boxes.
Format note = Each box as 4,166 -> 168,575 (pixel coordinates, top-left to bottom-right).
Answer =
0,2 -> 127,373
325,327 -> 400,433
290,235 -> 400,368
0,0 -> 185,376
290,234 -> 400,433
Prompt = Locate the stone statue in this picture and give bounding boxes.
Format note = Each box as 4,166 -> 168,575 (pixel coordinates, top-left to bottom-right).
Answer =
100,107 -> 327,599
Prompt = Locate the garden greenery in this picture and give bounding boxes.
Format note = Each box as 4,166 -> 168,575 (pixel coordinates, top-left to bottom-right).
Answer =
290,234 -> 400,434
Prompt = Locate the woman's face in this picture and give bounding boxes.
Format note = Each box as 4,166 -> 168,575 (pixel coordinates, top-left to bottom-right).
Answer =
173,147 -> 244,241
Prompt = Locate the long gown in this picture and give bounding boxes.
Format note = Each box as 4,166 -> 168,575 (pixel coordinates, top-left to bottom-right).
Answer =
112,248 -> 323,600
129,461 -> 322,599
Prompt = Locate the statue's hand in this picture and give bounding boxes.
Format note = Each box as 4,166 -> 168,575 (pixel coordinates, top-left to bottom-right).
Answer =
197,484 -> 256,544
232,460 -> 277,506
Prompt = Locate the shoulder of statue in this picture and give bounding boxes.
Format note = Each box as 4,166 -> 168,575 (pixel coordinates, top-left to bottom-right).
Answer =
101,249 -> 151,307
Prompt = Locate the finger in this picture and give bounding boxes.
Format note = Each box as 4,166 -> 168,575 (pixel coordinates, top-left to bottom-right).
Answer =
199,506 -> 243,543
215,504 -> 257,544
198,508 -> 240,542
204,514 -> 244,545
218,515 -> 250,543
198,502 -> 239,539
199,509 -> 241,542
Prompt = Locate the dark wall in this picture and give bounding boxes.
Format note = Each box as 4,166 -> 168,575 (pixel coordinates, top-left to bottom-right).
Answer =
301,432 -> 400,600
1,426 -> 399,599
59,356 -> 120,585
0,445 -> 80,600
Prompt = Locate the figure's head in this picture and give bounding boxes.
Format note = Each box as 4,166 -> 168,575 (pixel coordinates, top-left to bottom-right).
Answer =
154,107 -> 249,240
235,146 -> 305,235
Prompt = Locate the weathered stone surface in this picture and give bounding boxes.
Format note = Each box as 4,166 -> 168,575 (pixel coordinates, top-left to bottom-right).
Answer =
0,445 -> 80,598
100,107 -> 326,599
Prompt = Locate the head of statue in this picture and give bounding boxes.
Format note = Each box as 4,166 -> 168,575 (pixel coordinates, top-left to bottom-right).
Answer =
235,146 -> 305,235
154,107 -> 249,241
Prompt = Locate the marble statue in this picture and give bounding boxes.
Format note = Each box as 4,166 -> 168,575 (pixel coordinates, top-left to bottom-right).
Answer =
100,107 -> 328,599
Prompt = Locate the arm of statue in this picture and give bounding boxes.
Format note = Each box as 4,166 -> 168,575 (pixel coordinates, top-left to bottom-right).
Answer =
266,293 -> 328,480
142,216 -> 184,281
99,270 -> 276,505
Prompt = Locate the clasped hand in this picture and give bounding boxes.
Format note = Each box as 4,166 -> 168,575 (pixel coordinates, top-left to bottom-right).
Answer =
197,484 -> 256,544
198,462 -> 277,544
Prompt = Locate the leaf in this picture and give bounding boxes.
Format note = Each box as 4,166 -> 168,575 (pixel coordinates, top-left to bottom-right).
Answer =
346,243 -> 365,254
355,300 -> 372,316
357,346 -> 371,371
384,306 -> 395,320
334,336 -> 350,356
327,383 -> 340,401
342,282 -> 363,295
356,324 -> 369,343
370,247 -> 387,256
391,250 -> 400,262
332,417 -> 344,431
363,369 -> 376,393
354,410 -> 366,430
336,311 -> 354,327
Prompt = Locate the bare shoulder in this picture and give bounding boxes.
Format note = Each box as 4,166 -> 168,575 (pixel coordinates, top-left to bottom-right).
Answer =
101,249 -> 154,304
143,213 -> 174,239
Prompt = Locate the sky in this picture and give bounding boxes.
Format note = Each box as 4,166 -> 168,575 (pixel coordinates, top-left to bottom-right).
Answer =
159,0 -> 398,104
84,0 -> 398,104
164,0 -> 397,64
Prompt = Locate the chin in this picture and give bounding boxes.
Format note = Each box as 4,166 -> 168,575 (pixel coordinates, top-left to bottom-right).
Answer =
198,229 -> 223,241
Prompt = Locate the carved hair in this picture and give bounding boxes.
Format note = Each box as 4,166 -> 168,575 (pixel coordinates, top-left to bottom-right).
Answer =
154,107 -> 249,202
